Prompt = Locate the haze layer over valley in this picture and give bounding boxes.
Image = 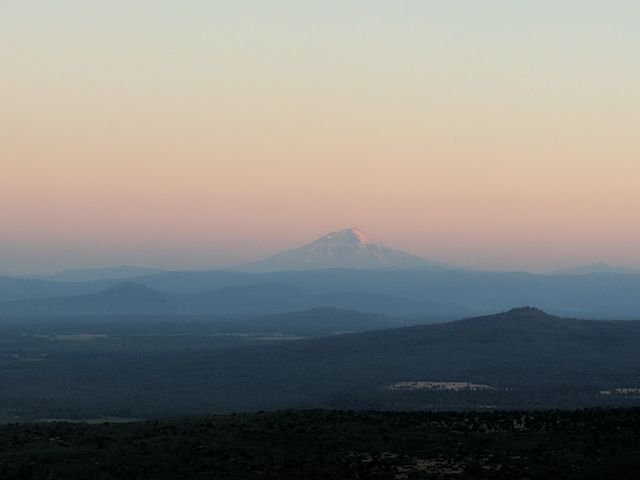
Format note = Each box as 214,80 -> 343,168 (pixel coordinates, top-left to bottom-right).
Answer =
3,229 -> 640,319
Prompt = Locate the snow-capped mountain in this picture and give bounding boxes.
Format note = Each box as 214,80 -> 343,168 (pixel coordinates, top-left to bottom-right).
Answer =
239,228 -> 448,272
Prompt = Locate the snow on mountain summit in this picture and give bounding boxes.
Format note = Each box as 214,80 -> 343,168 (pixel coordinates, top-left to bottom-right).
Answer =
239,228 -> 448,272
322,228 -> 370,245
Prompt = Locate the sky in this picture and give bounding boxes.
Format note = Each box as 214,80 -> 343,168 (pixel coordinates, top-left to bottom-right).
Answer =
2,1 -> 639,274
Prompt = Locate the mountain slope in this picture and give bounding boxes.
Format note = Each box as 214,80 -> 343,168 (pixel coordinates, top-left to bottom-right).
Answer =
0,282 -> 175,315
205,306 -> 640,389
6,268 -> 640,318
0,275 -> 115,302
0,282 -> 461,317
239,228 -> 447,271
163,307 -> 640,410
5,307 -> 640,416
554,262 -> 640,275
33,266 -> 165,282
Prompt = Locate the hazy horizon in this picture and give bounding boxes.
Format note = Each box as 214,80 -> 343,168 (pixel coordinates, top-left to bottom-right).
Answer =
3,1 -> 639,274
2,226 -> 639,277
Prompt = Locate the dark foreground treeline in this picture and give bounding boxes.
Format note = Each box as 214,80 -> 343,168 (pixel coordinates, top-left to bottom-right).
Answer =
1,408 -> 640,479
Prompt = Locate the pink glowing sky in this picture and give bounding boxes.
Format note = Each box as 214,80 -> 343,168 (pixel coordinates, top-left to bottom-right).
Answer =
2,1 -> 639,274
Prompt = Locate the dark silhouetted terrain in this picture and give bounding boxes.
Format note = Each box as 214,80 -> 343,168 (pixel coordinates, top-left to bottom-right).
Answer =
1,409 -> 640,479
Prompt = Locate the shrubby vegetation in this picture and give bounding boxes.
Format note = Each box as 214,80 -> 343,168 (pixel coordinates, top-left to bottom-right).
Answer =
1,408 -> 640,479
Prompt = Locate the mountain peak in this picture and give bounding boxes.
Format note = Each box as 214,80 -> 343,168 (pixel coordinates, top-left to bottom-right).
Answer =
239,228 -> 448,272
459,307 -> 556,325
321,228 -> 370,245
502,306 -> 556,320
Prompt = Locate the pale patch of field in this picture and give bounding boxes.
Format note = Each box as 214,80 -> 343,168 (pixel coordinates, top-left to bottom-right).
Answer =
47,334 -> 109,342
129,332 -> 306,341
1,353 -> 47,363
384,381 -> 495,392
359,453 -> 467,478
253,334 -> 306,341
36,417 -> 144,424
600,388 -> 640,397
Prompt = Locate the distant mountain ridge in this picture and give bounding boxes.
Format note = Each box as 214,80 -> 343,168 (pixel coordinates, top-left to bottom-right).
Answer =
5,267 -> 640,318
239,228 -> 448,272
0,281 -> 464,317
553,262 -> 640,275
0,282 -> 174,316
29,266 -> 165,282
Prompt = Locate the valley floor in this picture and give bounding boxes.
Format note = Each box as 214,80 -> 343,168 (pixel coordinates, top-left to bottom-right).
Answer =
1,408 -> 639,479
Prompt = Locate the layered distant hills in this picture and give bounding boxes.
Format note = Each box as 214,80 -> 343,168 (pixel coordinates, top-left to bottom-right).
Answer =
2,228 -> 640,318
29,266 -> 166,282
3,268 -> 640,318
0,281 -> 464,317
